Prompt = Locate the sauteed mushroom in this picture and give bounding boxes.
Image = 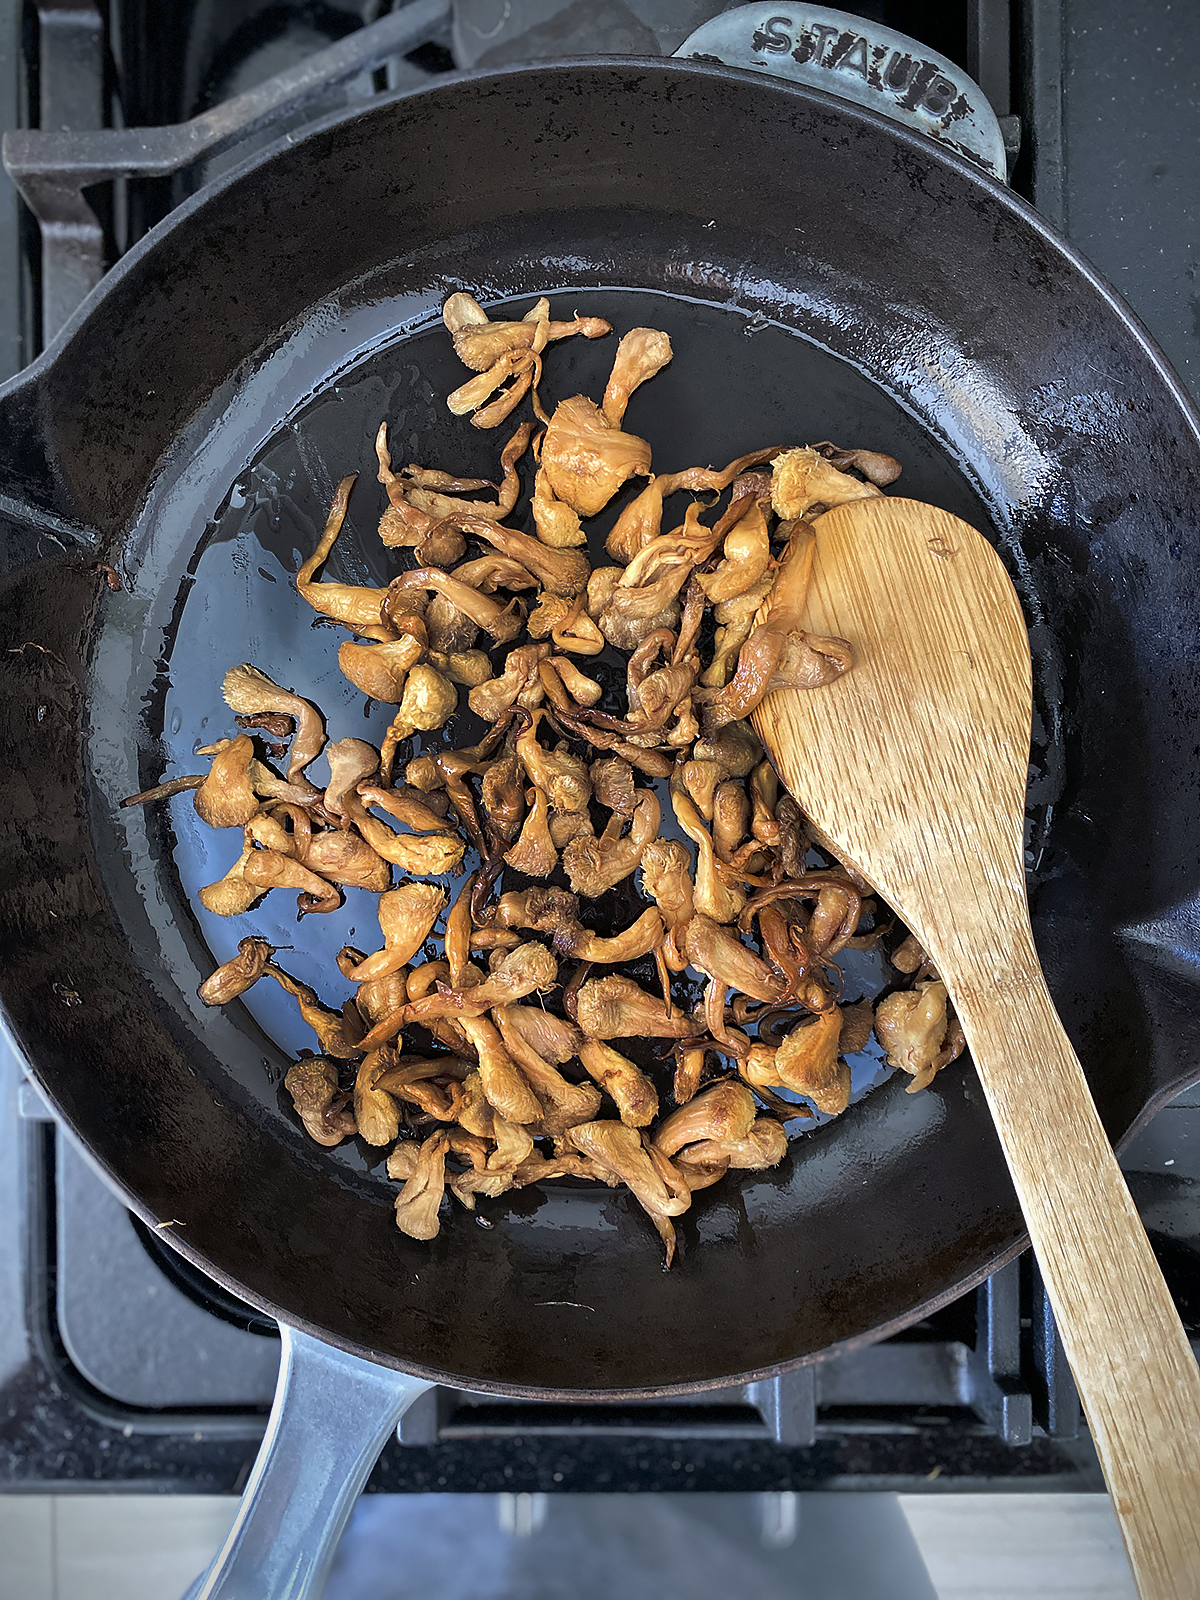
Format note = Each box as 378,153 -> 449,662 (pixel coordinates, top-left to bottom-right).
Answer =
159,303 -> 954,1265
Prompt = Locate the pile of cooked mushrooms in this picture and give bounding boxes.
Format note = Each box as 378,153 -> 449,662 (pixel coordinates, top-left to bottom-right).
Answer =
127,294 -> 965,1265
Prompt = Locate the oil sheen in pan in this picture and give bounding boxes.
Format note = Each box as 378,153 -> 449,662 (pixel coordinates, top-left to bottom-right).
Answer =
150,288 -> 1016,1185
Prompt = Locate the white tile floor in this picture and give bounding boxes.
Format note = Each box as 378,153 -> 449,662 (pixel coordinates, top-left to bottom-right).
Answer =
0,1491 -> 1136,1600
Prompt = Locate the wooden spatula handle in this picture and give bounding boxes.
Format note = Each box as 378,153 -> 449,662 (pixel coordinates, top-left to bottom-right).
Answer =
955,943 -> 1200,1598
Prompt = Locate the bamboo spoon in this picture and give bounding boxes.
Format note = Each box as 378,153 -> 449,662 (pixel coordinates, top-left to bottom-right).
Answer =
752,497 -> 1200,1599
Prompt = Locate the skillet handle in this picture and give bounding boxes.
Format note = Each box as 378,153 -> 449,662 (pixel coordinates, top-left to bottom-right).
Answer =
675,4 -> 1012,182
184,1323 -> 433,1600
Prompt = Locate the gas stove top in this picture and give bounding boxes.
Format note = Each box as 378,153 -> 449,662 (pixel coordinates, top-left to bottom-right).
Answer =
1,0 -> 1197,1495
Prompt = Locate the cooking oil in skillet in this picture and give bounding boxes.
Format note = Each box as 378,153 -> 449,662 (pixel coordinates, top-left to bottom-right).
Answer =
129,287 -> 998,1189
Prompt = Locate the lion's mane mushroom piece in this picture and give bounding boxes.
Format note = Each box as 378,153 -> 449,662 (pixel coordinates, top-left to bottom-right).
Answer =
557,907 -> 665,965
669,772 -> 745,925
454,1014 -> 541,1125
540,394 -> 653,518
296,475 -> 396,640
503,785 -> 557,878
337,635 -> 425,703
354,1047 -> 404,1146
391,1129 -> 452,1240
527,591 -> 607,657
242,848 -> 342,917
815,440 -> 903,487
342,790 -> 465,877
431,513 -> 592,600
874,979 -> 965,1093
264,963 -> 361,1058
601,327 -> 673,426
562,788 -> 660,898
356,784 -> 452,836
222,664 -> 326,785
686,916 -> 787,1003
599,502 -> 719,639
442,293 -> 611,430
285,1058 -> 357,1147
429,648 -> 493,689
198,936 -> 274,1005
480,755 -> 528,852
770,445 -> 883,520
698,498 -> 772,605
575,976 -> 703,1042
323,738 -> 379,821
493,1006 -> 602,1136
338,885 -> 447,984
772,1008 -> 851,1114
652,1080 -> 758,1158
379,663 -> 459,782
191,734 -> 260,828
639,841 -> 695,970
678,1117 -> 788,1173
197,836 -> 260,916
386,568 -> 525,649
578,1038 -> 659,1127
448,942 -> 558,1010
700,575 -> 776,689
515,711 -> 592,814
590,756 -> 636,817
712,780 -> 752,866
586,564 -> 681,653
499,1003 -> 582,1066
531,467 -> 587,550
568,1120 -> 690,1265
353,965 -> 408,1030
604,446 -> 782,566
468,641 -> 552,721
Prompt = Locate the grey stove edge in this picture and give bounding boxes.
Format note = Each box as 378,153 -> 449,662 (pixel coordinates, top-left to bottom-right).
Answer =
55,1133 -> 281,1409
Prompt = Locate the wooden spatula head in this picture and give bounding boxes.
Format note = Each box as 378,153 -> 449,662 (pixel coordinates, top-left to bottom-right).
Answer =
753,497 -> 1033,981
755,495 -> 1200,1600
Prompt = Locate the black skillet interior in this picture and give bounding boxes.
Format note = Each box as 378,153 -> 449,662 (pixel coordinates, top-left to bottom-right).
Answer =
0,61 -> 1198,1398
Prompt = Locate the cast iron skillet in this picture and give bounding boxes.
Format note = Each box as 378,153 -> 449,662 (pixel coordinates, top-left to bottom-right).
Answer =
1,63 -> 1199,1410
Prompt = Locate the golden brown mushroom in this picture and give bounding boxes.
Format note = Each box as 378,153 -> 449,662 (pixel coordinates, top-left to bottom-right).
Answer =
337,635 -> 424,703
562,788 -> 660,897
540,395 -> 653,517
354,1048 -> 403,1146
770,445 -> 883,519
198,936 -> 274,1005
575,976 -> 703,1042
338,885 -> 446,984
567,1120 -> 690,1265
773,1009 -> 851,1114
652,1081 -> 758,1158
578,1038 -> 659,1128
493,1006 -> 601,1137
264,963 -> 361,1058
296,476 -> 394,640
454,1014 -> 541,1124
191,735 -> 261,828
222,664 -> 326,785
503,786 -> 557,878
285,1058 -> 357,1147
391,1129 -> 451,1240
601,328 -> 673,426
874,980 -> 964,1092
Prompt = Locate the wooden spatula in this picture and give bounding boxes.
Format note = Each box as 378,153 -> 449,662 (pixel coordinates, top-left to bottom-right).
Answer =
752,496 -> 1200,1598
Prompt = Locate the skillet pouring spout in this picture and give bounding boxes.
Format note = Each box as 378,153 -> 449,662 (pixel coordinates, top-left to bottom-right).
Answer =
753,497 -> 1200,1598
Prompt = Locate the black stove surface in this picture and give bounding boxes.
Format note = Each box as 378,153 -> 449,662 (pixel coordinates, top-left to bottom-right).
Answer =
1,0 -> 1198,1493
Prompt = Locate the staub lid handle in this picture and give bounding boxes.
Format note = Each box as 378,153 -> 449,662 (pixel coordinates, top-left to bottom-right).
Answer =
675,4 -> 1011,182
